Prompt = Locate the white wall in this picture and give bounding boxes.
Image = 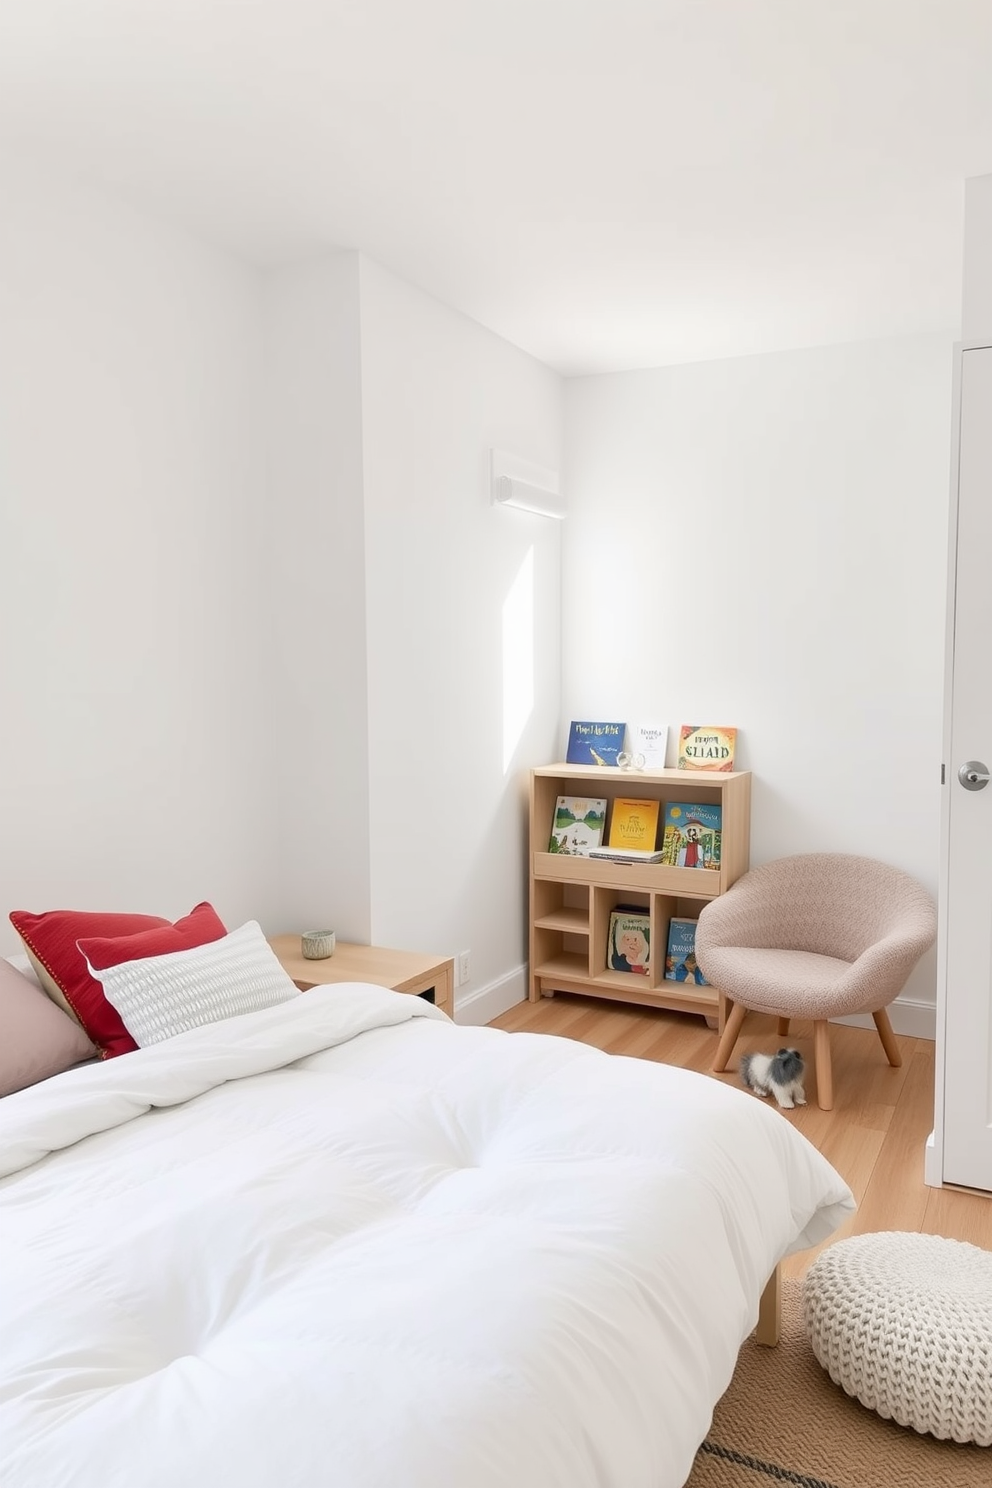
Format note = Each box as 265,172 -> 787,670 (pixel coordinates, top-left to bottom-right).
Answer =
5,154 -> 951,1036
962,174 -> 992,341
0,157 -> 272,947
358,257 -> 564,1015
0,157 -> 563,1013
263,254 -> 372,940
563,334 -> 954,1029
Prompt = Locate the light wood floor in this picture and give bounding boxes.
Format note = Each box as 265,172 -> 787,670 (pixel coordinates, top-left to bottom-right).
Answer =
489,994 -> 992,1277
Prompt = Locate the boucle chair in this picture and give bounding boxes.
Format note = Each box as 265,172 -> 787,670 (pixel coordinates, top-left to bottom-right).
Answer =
696,853 -> 937,1110
802,1232 -> 992,1445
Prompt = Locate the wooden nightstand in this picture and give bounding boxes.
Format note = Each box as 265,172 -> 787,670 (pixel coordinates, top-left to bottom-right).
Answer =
268,936 -> 455,1019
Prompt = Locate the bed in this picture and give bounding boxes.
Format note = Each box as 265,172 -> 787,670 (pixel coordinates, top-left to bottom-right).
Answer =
0,983 -> 854,1488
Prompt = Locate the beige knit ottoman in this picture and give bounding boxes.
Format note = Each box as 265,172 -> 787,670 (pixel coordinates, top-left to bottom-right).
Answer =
802,1232 -> 992,1446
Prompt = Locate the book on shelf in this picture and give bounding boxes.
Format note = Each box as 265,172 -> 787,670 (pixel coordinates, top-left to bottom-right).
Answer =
660,801 -> 722,871
547,795 -> 608,856
627,721 -> 669,769
664,917 -> 709,985
607,797 -> 661,852
588,846 -> 664,863
677,725 -> 737,772
565,721 -> 626,768
607,905 -> 651,976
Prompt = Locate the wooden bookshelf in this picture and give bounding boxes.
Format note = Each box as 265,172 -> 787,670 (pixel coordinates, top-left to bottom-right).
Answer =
529,764 -> 752,1027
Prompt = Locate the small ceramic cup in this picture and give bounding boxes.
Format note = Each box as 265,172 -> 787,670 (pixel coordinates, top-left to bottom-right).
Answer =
301,930 -> 336,960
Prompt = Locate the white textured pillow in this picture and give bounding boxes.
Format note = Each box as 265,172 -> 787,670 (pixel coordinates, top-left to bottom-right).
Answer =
84,920 -> 300,1047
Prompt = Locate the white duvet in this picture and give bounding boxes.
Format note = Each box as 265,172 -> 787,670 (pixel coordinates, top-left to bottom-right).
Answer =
0,986 -> 854,1488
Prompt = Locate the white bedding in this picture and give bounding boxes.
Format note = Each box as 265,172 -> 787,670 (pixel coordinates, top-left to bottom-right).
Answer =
0,985 -> 854,1488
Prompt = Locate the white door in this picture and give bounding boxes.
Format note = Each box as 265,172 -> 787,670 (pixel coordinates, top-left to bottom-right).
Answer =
941,342 -> 992,1191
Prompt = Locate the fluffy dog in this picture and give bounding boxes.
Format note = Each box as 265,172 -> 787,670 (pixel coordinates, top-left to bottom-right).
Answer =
739,1048 -> 807,1109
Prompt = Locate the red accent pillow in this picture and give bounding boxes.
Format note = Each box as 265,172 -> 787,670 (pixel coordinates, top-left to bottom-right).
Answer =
77,902 -> 227,974
10,903 -> 227,1059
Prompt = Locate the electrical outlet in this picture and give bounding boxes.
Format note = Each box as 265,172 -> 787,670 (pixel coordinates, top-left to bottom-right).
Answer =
458,949 -> 471,986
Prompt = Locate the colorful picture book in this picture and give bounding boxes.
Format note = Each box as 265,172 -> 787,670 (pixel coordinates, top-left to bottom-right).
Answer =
607,905 -> 651,976
547,795 -> 608,856
565,721 -> 626,767
660,801 -> 722,870
664,917 -> 709,985
607,797 -> 661,852
677,725 -> 737,773
627,721 -> 669,769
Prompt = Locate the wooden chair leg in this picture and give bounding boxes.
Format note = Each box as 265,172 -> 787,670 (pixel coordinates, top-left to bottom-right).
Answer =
712,1000 -> 747,1072
813,1020 -> 833,1110
777,1017 -> 790,1037
872,1007 -> 902,1068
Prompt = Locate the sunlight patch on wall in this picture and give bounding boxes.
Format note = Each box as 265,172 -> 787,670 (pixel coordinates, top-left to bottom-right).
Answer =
502,547 -> 535,772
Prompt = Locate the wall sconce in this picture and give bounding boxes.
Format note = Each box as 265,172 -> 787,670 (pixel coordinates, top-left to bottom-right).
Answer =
490,449 -> 565,520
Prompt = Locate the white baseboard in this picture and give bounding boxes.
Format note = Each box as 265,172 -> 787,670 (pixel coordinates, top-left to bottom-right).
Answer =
453,965 -> 527,1026
455,970 -> 933,1041
832,997 -> 936,1042
453,972 -> 937,1042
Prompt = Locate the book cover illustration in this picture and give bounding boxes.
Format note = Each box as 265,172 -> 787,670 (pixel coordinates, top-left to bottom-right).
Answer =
608,906 -> 651,976
565,721 -> 626,768
627,721 -> 669,769
607,797 -> 662,852
660,801 -> 722,870
664,917 -> 709,985
677,725 -> 737,772
547,795 -> 608,856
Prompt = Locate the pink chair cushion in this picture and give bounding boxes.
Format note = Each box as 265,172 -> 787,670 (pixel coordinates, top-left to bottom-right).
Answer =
696,853 -> 937,1020
696,945 -> 881,1020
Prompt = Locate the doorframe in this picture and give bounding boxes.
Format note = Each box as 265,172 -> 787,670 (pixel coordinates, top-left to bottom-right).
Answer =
927,338 -> 992,1188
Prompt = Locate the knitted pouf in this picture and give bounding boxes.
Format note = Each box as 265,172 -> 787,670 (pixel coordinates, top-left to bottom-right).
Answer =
802,1232 -> 992,1446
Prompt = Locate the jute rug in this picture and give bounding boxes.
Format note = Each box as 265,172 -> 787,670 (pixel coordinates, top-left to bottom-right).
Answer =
684,1280 -> 989,1488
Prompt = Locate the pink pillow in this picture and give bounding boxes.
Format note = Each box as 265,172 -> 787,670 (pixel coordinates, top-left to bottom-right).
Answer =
0,958 -> 95,1095
10,903 -> 227,1059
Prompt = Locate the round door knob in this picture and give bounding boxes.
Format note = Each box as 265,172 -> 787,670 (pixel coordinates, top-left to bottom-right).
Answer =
958,760 -> 990,791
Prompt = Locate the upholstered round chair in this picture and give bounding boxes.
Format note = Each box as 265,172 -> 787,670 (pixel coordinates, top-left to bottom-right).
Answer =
695,853 -> 937,1110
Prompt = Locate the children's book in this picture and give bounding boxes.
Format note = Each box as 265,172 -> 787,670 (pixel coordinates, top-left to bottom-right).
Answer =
607,797 -> 661,852
660,801 -> 722,870
565,721 -> 626,767
664,917 -> 709,985
547,795 -> 608,856
588,846 -> 664,863
607,905 -> 651,976
677,725 -> 737,772
627,721 -> 669,769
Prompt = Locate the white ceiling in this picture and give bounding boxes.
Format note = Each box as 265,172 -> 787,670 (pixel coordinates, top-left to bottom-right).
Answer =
1,1 -> 990,374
